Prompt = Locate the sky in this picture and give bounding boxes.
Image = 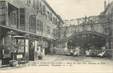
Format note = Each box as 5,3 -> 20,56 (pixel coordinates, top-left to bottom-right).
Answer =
46,0 -> 113,20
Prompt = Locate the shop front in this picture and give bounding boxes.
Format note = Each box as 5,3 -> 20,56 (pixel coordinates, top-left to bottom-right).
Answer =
0,28 -> 29,66
0,28 -> 12,66
0,28 -> 51,67
12,35 -> 29,64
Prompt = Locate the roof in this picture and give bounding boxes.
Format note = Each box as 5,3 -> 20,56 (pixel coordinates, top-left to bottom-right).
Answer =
6,0 -> 26,8
42,0 -> 64,23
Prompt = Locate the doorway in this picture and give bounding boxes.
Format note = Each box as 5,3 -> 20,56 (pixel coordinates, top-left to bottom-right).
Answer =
29,40 -> 35,61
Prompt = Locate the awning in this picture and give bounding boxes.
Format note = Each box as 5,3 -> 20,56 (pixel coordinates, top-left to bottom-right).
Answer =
12,35 -> 26,39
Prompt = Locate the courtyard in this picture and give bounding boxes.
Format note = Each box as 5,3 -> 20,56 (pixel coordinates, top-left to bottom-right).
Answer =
0,55 -> 113,73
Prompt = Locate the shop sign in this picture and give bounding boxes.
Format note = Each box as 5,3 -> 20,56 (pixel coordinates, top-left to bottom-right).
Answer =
17,54 -> 23,59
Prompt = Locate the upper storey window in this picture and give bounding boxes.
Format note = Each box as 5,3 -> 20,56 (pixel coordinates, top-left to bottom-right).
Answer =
0,1 -> 6,26
26,0 -> 31,6
26,0 -> 33,7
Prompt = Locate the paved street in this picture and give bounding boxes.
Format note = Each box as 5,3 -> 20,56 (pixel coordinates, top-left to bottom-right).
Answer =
43,55 -> 113,62
0,55 -> 113,73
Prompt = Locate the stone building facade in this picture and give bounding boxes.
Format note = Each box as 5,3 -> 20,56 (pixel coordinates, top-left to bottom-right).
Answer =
0,0 -> 63,66
101,1 -> 113,50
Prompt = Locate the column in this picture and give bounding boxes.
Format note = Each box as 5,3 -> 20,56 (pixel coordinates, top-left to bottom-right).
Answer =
25,39 -> 29,61
34,40 -> 38,60
64,42 -> 68,54
111,38 -> 113,59
105,38 -> 111,49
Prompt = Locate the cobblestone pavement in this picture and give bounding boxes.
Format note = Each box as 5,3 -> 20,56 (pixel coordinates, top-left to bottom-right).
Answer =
0,55 -> 113,73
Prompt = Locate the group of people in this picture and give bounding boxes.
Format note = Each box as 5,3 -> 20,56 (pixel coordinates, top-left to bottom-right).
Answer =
66,47 -> 107,57
66,47 -> 81,56
36,46 -> 45,60
85,49 -> 106,57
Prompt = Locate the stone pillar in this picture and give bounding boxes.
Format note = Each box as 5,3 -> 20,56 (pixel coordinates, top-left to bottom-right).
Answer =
64,42 -> 68,54
105,40 -> 109,49
0,60 -> 1,67
105,38 -> 111,49
111,38 -> 113,59
50,41 -> 54,54
25,39 -> 29,61
42,48 -> 45,56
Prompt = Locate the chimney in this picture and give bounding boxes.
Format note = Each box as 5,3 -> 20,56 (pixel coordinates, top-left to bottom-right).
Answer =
104,0 -> 107,10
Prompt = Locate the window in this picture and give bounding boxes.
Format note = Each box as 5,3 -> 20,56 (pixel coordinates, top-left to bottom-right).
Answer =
20,15 -> 25,24
0,1 -> 5,9
37,20 -> 40,31
0,1 -> 6,25
8,3 -> 18,28
52,17 -> 58,24
47,11 -> 52,21
26,0 -> 31,6
32,0 -> 36,9
40,22 -> 43,32
29,15 -> 36,33
36,0 -> 40,13
19,8 -> 25,30
37,20 -> 43,32
42,5 -> 46,15
47,11 -> 50,20
0,6 -> 5,25
50,13 -> 52,21
17,39 -> 25,53
47,26 -> 50,34
40,3 -> 43,15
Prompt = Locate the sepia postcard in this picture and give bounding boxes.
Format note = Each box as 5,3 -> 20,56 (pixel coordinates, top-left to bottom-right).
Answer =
0,0 -> 113,73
